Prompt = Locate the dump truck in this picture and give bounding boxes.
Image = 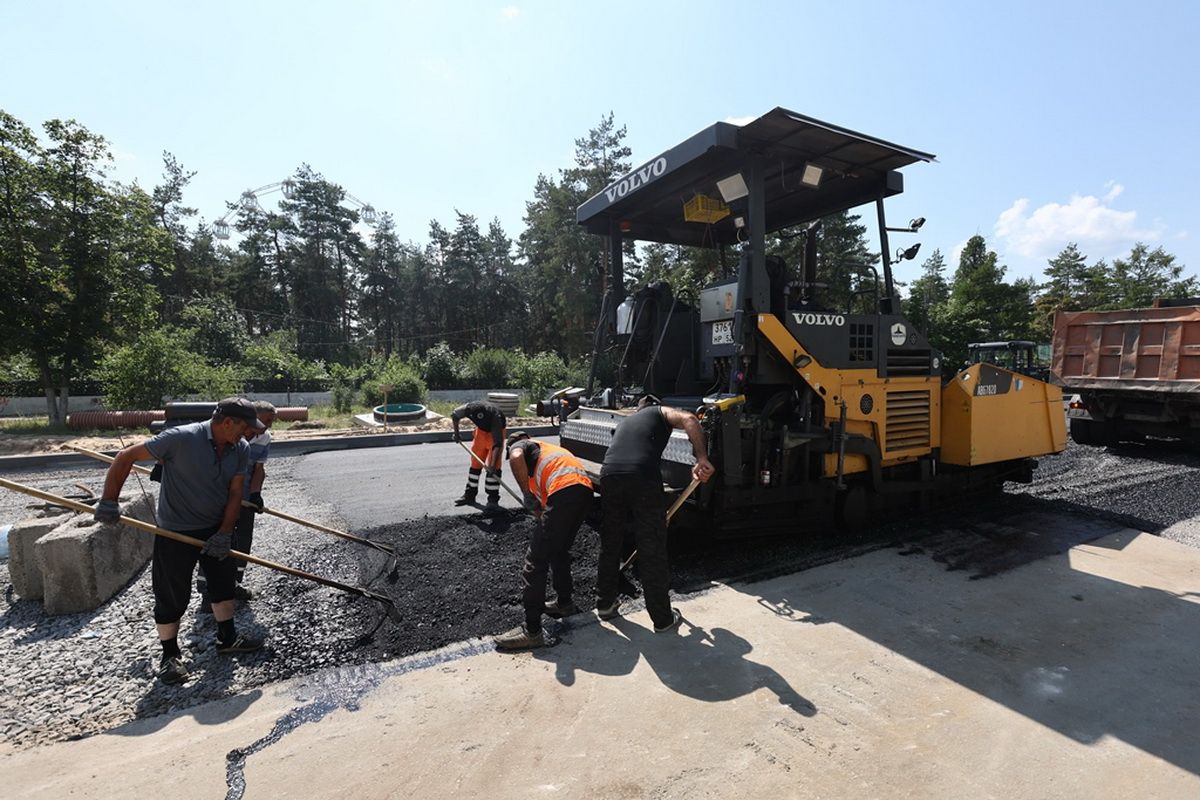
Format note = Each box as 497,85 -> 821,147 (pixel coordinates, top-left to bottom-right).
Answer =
557,107 -> 1067,533
1052,300 -> 1200,445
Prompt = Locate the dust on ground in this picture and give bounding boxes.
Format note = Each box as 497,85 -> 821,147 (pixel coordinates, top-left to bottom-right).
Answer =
0,416 -> 550,457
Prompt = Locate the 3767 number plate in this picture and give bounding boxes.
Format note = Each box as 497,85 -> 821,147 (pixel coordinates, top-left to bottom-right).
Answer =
711,320 -> 734,345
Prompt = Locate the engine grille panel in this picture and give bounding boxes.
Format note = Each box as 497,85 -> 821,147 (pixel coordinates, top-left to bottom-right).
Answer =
885,389 -> 931,452
887,348 -> 932,376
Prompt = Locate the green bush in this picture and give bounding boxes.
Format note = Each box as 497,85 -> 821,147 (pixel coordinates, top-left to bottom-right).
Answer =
243,330 -> 327,385
514,351 -> 571,401
464,347 -> 520,388
99,327 -> 201,409
361,357 -> 427,406
421,341 -> 463,389
328,363 -> 359,413
180,362 -> 243,401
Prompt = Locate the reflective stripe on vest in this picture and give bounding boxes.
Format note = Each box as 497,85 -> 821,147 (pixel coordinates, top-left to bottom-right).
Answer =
529,441 -> 593,504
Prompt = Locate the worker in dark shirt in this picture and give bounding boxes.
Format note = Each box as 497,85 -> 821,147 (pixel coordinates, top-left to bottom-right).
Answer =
494,431 -> 594,650
596,396 -> 715,633
93,397 -> 266,685
450,400 -> 507,515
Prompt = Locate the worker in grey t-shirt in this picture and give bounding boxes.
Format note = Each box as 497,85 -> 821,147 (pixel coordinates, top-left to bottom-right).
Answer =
94,397 -> 267,685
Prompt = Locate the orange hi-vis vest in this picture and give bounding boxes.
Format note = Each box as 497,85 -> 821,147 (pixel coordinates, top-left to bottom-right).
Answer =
528,441 -> 593,505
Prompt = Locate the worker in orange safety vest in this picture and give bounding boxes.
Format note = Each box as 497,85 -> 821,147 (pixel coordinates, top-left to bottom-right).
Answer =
494,431 -> 594,650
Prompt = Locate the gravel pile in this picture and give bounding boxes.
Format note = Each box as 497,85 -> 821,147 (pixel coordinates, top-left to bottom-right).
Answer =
0,458 -> 376,749
3,439 -> 1200,750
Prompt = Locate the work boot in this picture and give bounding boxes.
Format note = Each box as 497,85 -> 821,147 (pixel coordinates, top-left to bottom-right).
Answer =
157,655 -> 189,686
596,599 -> 621,621
233,584 -> 253,603
543,599 -> 581,619
454,490 -> 478,507
653,609 -> 683,634
482,496 -> 502,516
494,624 -> 545,650
217,634 -> 265,655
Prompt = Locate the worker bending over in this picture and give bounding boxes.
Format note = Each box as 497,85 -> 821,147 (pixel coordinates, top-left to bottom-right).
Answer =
451,400 -> 507,515
495,431 -> 594,650
94,397 -> 266,685
596,396 -> 715,633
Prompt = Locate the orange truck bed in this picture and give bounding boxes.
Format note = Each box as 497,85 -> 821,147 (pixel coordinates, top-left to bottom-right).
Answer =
1051,305 -> 1200,394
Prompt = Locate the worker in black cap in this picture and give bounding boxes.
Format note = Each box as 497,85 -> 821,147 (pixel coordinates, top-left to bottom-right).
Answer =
94,397 -> 267,685
494,431 -> 594,650
450,400 -> 507,515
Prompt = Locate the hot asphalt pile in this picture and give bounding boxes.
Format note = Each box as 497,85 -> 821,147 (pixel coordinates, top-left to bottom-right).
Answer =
2,440 -> 1200,749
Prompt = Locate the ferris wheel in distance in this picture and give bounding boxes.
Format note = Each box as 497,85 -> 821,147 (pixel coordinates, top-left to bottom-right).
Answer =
211,178 -> 378,240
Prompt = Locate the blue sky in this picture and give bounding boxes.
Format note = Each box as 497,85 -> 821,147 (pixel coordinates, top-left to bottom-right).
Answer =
3,1 -> 1197,289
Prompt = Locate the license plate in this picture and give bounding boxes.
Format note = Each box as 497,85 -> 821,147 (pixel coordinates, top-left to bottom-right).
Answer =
711,320 -> 734,345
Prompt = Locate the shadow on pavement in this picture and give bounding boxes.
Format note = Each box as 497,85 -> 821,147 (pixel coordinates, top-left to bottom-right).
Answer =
533,613 -> 817,717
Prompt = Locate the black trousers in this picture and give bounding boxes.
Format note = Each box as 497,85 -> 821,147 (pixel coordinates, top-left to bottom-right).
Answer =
597,474 -> 673,629
232,505 -> 256,582
153,524 -> 237,624
521,483 -> 592,632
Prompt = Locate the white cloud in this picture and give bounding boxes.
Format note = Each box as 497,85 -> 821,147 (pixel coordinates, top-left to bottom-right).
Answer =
500,6 -> 520,18
993,185 -> 1166,262
723,115 -> 755,126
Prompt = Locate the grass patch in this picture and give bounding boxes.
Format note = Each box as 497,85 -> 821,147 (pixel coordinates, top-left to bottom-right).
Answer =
0,417 -> 142,439
273,404 -> 363,431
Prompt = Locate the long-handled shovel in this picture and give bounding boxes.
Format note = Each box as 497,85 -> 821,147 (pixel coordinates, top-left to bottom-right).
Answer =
619,477 -> 702,571
0,478 -> 403,622
68,446 -> 400,577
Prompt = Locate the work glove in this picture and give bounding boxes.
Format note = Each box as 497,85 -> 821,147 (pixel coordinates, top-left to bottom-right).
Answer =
452,429 -> 462,443
522,493 -> 540,513
94,499 -> 121,525
149,463 -> 163,483
202,531 -> 233,560
247,492 -> 265,513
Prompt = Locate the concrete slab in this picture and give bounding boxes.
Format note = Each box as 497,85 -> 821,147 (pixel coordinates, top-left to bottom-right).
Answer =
3,529 -> 1198,799
35,494 -> 156,615
6,512 -> 69,599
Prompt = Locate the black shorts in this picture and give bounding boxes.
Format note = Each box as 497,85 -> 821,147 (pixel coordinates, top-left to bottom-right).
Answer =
152,524 -> 238,624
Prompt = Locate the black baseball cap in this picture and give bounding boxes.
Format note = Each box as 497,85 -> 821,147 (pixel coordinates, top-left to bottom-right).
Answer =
215,397 -> 267,430
505,430 -> 530,455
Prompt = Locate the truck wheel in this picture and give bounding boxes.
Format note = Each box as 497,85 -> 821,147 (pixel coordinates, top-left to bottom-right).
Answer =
1069,418 -> 1094,445
835,484 -> 869,537
1090,421 -> 1118,446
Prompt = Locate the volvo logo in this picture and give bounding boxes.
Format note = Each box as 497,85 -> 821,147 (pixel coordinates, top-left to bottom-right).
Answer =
792,312 -> 845,326
604,157 -> 668,202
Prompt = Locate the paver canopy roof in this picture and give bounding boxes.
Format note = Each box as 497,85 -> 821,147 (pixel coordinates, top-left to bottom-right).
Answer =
577,107 -> 935,247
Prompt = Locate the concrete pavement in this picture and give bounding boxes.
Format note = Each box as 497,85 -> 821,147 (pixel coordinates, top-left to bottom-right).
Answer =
3,527 -> 1197,799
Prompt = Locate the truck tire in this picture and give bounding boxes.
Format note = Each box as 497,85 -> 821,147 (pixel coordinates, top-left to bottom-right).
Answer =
1069,418 -> 1094,445
835,484 -> 869,537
